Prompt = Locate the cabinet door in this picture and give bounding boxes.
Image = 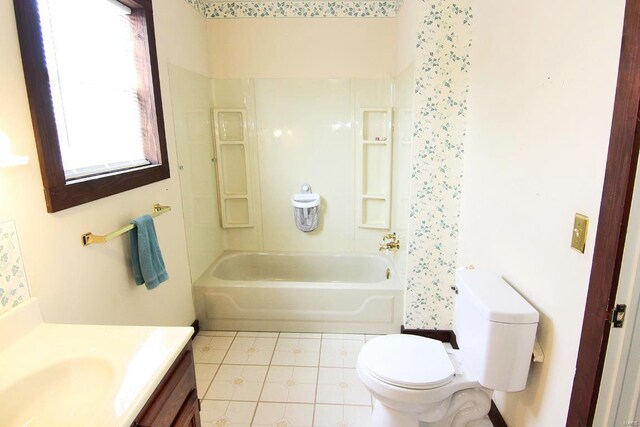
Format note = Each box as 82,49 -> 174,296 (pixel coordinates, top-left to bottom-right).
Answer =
134,342 -> 198,427
172,390 -> 201,427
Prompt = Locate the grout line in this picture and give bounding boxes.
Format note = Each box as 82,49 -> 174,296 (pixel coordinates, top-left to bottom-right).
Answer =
250,332 -> 280,426
197,363 -> 221,399
220,334 -> 279,366
200,397 -> 371,408
312,336 -> 324,426
217,334 -> 236,366
201,398 -> 265,403
200,331 -> 238,399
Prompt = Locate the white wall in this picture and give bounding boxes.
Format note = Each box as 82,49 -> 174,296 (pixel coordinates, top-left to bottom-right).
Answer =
0,0 -> 208,326
207,18 -> 396,79
457,0 -> 626,425
394,0 -> 416,75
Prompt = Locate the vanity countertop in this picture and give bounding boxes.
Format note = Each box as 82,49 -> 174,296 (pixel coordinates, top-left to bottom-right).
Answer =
0,299 -> 193,427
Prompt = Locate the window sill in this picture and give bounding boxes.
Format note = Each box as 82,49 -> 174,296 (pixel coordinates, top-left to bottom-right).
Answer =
45,163 -> 170,213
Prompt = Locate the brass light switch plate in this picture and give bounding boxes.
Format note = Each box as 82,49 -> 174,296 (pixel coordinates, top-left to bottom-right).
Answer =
571,213 -> 589,253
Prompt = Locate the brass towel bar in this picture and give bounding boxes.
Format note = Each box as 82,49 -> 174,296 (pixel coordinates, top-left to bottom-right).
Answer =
81,204 -> 171,246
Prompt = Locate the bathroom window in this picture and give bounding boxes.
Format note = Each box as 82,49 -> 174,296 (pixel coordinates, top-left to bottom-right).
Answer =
13,0 -> 169,212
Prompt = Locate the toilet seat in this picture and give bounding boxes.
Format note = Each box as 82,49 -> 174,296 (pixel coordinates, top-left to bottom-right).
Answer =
358,334 -> 455,390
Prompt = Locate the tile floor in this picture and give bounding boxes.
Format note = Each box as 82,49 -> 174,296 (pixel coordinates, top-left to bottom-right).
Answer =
194,331 -> 382,427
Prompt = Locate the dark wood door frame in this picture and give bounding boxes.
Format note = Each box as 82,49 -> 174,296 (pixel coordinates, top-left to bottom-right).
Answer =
567,0 -> 640,425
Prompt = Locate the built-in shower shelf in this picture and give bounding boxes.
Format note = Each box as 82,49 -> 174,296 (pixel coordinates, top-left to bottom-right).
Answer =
212,108 -> 254,229
357,108 -> 392,230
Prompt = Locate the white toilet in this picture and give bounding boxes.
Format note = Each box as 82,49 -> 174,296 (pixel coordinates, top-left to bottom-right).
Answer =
357,268 -> 539,427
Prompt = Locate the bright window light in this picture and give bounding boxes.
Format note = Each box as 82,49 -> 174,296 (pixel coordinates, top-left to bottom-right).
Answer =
37,0 -> 149,181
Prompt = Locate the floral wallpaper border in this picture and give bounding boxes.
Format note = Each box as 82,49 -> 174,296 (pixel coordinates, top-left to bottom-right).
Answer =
0,220 -> 30,314
405,0 -> 472,329
186,0 -> 398,18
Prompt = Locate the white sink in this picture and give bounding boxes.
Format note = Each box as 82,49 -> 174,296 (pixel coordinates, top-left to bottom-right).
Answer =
0,299 -> 193,427
0,358 -> 114,427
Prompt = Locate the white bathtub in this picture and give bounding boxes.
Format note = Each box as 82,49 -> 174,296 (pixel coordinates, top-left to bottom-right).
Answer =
193,252 -> 404,334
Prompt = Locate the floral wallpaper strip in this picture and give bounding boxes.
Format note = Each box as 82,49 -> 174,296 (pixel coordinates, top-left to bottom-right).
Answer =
405,0 -> 472,329
0,220 -> 30,314
185,0 -> 208,15
186,0 -> 398,18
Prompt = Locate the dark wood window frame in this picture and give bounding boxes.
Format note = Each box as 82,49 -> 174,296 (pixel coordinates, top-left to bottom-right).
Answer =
13,0 -> 169,213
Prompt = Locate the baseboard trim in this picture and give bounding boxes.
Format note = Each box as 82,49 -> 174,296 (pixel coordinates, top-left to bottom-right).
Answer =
400,325 -> 459,349
489,401 -> 508,427
400,325 -> 508,426
190,319 -> 200,339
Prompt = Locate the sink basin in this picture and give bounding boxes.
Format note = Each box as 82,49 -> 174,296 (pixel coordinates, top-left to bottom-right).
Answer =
0,299 -> 193,426
0,357 -> 114,427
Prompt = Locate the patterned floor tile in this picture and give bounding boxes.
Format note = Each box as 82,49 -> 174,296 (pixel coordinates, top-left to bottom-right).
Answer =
271,338 -> 321,367
193,335 -> 234,364
313,404 -> 372,427
321,334 -> 365,341
195,363 -> 219,398
319,340 -> 364,368
252,402 -> 314,427
279,332 -> 322,339
260,366 -> 318,403
237,331 -> 280,338
200,400 -> 256,427
223,337 -> 277,365
316,368 -> 371,406
204,364 -> 268,401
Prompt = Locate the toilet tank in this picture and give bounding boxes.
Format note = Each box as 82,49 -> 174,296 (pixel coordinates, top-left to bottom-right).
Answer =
455,268 -> 539,392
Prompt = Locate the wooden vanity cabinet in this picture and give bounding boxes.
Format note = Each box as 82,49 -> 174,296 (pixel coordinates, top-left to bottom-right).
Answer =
132,341 -> 201,427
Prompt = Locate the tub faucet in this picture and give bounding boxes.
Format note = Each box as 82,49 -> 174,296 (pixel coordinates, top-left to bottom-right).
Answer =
379,233 -> 400,252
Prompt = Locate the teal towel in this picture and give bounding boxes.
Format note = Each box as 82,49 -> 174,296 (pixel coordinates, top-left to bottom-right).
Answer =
129,215 -> 168,290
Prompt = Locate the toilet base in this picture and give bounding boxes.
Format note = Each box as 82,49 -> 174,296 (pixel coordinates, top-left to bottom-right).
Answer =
421,415 -> 493,427
371,387 -> 493,427
371,400 -> 420,427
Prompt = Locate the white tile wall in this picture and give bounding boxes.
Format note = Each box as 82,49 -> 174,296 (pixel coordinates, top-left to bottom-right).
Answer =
210,78 -> 395,254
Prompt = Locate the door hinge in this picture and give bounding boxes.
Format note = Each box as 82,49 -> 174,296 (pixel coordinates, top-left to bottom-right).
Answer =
608,304 -> 627,328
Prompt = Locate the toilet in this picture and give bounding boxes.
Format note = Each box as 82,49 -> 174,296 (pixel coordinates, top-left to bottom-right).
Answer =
357,268 -> 539,427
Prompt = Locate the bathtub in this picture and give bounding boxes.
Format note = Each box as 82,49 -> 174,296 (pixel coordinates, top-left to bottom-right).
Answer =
193,252 -> 404,334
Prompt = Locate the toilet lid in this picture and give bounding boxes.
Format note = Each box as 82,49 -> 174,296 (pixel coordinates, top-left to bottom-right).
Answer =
358,334 -> 455,390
